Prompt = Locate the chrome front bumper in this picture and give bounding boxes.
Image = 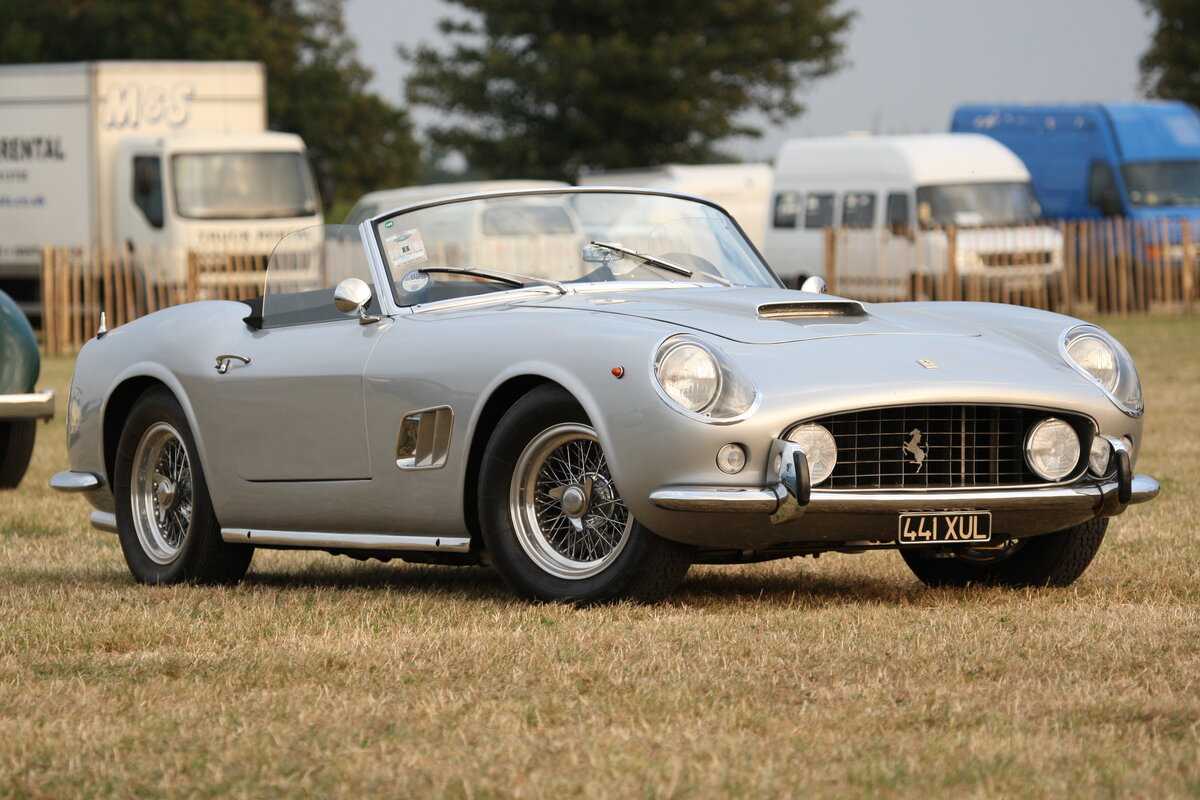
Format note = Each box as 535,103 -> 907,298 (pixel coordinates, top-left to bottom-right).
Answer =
0,390 -> 55,421
649,437 -> 1160,543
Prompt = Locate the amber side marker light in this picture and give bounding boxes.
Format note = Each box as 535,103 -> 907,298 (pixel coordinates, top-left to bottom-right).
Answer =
611,366 -> 625,379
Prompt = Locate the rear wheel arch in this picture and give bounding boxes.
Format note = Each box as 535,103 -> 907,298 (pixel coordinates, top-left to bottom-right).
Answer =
102,377 -> 178,487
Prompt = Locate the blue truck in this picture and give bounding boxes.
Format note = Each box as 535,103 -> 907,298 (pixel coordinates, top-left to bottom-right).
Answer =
951,102 -> 1200,223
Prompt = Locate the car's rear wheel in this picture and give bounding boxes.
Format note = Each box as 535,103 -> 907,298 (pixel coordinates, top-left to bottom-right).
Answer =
0,420 -> 36,489
479,385 -> 691,603
114,388 -> 253,584
900,518 -> 1107,588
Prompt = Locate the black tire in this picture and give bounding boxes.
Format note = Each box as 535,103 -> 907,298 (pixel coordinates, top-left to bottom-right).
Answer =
478,384 -> 691,604
0,420 -> 36,489
901,518 -> 1108,588
113,388 -> 253,584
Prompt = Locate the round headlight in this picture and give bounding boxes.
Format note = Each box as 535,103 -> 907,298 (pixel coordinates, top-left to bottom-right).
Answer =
1025,417 -> 1081,481
786,423 -> 838,485
655,342 -> 720,412
1088,436 -> 1112,477
1066,333 -> 1118,392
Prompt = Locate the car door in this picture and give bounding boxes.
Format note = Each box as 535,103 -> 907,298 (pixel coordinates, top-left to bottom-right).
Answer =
198,229 -> 385,485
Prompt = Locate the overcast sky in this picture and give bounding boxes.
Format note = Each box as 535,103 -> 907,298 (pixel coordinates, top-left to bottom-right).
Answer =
345,0 -> 1155,162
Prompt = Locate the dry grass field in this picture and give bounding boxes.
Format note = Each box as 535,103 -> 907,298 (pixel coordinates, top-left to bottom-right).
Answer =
1,315 -> 1198,798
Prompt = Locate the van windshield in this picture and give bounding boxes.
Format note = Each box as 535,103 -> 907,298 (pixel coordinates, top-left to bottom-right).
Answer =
173,152 -> 319,220
916,182 -> 1040,228
1121,160 -> 1200,207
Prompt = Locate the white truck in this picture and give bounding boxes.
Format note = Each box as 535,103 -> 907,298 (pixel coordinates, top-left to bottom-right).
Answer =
0,61 -> 323,316
578,163 -> 773,247
761,134 -> 1063,296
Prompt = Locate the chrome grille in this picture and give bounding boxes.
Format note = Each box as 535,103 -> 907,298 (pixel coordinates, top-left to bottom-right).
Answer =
807,405 -> 1084,490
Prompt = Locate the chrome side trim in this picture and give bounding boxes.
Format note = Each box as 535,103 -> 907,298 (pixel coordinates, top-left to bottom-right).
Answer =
90,511 -> 118,533
220,529 -> 471,553
49,470 -> 102,492
0,390 -> 55,420
409,285 -> 562,315
397,405 -> 454,470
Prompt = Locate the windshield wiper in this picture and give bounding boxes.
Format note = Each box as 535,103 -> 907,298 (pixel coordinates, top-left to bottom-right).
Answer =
587,241 -> 731,286
417,266 -> 568,294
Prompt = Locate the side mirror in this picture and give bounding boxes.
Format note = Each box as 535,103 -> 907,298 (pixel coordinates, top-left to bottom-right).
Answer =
800,275 -> 827,294
333,277 -> 380,325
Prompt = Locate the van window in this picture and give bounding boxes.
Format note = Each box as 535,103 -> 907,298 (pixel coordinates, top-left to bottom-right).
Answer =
804,193 -> 835,228
132,156 -> 164,229
885,192 -> 910,233
1087,162 -> 1121,216
772,191 -> 801,229
841,192 -> 876,228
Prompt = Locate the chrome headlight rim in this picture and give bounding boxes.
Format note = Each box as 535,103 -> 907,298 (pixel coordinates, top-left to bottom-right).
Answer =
1023,416 -> 1082,482
654,339 -> 723,414
650,334 -> 761,425
1060,324 -> 1143,418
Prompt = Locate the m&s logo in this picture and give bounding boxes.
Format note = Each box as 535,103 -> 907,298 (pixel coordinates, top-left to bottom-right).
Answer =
102,83 -> 195,129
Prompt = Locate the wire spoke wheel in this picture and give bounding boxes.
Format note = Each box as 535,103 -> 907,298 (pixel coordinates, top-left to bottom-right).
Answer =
510,423 -> 633,580
130,421 -> 194,565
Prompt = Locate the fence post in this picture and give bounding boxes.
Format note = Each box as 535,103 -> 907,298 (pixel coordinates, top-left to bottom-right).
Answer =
186,251 -> 199,302
40,247 -> 55,355
823,226 -> 837,294
1183,219 -> 1195,313
945,226 -> 959,301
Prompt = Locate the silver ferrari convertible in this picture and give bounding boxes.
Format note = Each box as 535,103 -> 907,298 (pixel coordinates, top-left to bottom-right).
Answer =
51,188 -> 1159,602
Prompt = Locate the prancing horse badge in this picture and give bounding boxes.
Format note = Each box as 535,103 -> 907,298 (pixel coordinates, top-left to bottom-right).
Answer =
902,429 -> 927,472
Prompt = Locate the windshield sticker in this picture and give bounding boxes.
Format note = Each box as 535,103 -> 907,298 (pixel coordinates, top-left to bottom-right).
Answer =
383,228 -> 427,267
400,270 -> 430,293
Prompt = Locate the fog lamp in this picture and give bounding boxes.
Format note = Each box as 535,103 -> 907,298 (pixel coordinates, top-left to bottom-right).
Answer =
1088,436 -> 1112,477
1025,417 -> 1080,481
785,424 -> 838,485
716,443 -> 747,475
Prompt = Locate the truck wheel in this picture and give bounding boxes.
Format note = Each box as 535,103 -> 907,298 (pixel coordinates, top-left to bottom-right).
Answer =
900,519 -> 1107,588
113,388 -> 253,584
0,420 -> 36,489
478,384 -> 691,604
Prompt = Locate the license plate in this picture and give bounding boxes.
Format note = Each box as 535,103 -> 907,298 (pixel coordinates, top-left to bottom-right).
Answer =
897,511 -> 992,545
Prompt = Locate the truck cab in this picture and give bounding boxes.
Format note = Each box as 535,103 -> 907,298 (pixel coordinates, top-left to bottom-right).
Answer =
952,102 -> 1200,222
115,131 -> 321,279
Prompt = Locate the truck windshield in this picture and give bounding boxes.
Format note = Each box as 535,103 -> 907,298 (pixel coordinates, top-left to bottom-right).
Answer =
1121,160 -> 1200,207
172,152 -> 319,220
916,182 -> 1040,228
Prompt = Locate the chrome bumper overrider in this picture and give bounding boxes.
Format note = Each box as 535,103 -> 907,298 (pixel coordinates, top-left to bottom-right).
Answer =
0,390 -> 54,421
649,437 -> 1159,539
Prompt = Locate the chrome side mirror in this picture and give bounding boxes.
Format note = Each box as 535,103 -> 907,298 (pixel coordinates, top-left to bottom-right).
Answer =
333,277 -> 380,325
799,275 -> 827,294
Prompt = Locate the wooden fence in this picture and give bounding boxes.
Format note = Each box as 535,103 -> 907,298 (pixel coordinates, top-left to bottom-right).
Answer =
819,218 -> 1197,314
39,218 -> 1200,354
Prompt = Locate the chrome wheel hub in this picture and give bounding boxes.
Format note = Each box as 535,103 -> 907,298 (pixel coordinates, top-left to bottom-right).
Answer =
510,423 -> 633,580
130,422 -> 194,565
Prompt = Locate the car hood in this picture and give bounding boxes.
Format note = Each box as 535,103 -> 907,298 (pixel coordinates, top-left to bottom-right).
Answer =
539,286 -> 982,344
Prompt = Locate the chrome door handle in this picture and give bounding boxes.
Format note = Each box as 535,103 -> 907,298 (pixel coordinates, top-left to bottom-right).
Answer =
214,354 -> 251,374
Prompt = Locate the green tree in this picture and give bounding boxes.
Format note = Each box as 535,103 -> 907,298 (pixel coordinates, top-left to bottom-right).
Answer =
1139,0 -> 1200,107
403,0 -> 854,181
0,0 -> 419,209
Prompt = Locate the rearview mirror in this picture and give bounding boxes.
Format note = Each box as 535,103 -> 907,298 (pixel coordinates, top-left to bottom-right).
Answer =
800,275 -> 827,294
333,277 -> 380,325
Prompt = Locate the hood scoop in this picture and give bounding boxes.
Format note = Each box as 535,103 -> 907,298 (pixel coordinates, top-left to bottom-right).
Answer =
757,300 -> 867,320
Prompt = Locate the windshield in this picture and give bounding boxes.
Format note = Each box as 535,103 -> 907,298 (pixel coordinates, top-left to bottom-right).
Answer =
1121,160 -> 1200,207
172,152 -> 319,220
372,190 -> 778,306
916,182 -> 1040,228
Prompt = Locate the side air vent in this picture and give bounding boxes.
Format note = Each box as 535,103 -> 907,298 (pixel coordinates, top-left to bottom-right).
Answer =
396,405 -> 454,470
757,301 -> 866,320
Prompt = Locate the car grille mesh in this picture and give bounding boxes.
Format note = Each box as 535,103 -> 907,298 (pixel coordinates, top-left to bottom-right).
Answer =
808,405 -> 1079,490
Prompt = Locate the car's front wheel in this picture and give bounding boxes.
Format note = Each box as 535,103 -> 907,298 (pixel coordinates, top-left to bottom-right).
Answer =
114,388 -> 253,584
479,385 -> 691,603
900,518 -> 1108,588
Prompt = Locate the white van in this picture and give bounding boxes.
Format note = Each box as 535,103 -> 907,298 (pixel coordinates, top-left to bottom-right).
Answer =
761,134 -> 1063,296
578,164 -> 772,247
343,180 -> 569,225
